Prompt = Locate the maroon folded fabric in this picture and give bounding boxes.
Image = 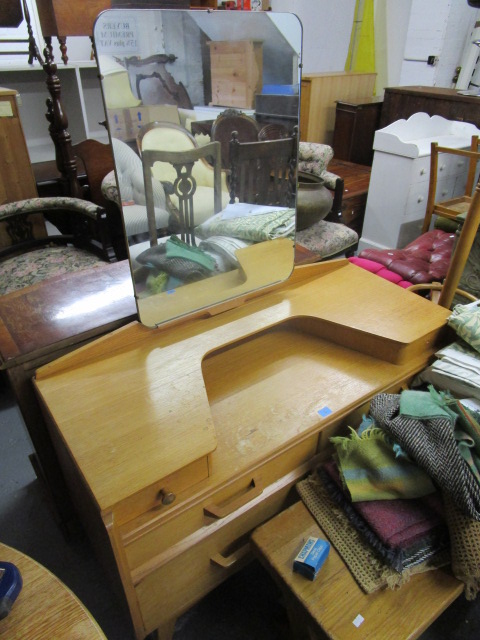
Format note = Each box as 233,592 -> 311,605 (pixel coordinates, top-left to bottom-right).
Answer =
323,460 -> 445,549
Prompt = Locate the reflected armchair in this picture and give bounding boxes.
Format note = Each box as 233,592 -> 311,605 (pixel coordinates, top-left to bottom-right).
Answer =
102,137 -> 170,250
298,142 -> 344,217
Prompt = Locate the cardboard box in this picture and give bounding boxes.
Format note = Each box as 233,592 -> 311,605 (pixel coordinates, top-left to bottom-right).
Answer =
107,105 -> 180,142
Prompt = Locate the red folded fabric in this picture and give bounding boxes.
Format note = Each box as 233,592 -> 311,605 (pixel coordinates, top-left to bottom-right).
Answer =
323,460 -> 445,549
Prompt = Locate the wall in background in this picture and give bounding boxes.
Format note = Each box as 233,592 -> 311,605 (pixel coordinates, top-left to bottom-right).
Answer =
272,0 -> 480,94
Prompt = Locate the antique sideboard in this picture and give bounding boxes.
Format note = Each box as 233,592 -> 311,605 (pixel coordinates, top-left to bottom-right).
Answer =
380,85 -> 480,130
34,260 -> 452,639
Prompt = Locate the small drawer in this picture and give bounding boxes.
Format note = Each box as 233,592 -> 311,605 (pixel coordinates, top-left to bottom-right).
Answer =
134,465 -> 302,635
121,434 -> 318,571
111,455 -> 210,525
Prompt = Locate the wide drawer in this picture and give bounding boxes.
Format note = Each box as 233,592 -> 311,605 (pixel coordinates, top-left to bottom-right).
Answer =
121,433 -> 318,571
134,461 -> 307,636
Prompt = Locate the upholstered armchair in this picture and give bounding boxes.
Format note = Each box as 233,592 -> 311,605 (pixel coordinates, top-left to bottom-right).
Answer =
294,142 -> 358,260
298,142 -> 344,216
0,196 -> 110,296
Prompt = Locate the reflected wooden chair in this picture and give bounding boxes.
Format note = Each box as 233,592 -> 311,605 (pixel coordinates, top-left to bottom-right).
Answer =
228,130 -> 297,207
257,123 -> 289,141
71,139 -> 118,260
210,108 -> 260,168
137,122 -> 229,238
140,140 -> 223,246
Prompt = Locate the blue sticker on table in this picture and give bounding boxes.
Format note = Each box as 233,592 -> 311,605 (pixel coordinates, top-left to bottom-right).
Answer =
317,406 -> 332,418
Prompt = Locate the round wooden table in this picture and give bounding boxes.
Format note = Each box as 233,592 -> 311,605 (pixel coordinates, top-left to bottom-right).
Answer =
0,542 -> 106,639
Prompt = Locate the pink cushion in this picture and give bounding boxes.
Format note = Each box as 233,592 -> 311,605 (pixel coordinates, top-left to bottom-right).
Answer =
348,257 -> 413,288
355,230 -> 455,285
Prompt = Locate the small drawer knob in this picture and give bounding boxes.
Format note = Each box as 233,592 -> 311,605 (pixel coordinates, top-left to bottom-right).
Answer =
158,489 -> 176,506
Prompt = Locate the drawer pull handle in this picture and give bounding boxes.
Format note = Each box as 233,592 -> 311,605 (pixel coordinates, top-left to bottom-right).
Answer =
210,543 -> 250,569
203,476 -> 263,519
158,489 -> 176,506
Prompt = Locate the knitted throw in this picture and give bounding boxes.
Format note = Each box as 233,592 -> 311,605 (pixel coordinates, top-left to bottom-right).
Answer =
369,393 -> 480,521
442,491 -> 480,600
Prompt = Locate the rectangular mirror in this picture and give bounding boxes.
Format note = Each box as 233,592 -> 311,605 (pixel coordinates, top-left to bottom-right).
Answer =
94,8 -> 302,327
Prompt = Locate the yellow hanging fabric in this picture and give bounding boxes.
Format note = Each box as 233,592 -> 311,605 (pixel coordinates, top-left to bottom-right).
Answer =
345,0 -> 376,74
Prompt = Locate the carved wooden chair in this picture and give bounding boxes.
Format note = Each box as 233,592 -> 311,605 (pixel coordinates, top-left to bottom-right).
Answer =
71,139 -> 119,261
137,122 -> 229,236
0,197 -> 110,296
140,140 -> 223,246
228,131 -> 297,207
210,108 -> 260,169
257,123 -> 289,141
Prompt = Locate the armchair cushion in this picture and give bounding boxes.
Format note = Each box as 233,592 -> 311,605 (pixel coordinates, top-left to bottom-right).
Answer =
296,218 -> 358,260
0,196 -> 109,296
357,230 -> 455,285
0,246 -> 103,296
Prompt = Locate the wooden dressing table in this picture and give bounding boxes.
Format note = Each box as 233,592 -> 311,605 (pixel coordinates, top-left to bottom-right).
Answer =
33,260 -> 452,639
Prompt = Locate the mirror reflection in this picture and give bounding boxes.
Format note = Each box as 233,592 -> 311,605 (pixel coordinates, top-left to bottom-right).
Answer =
94,8 -> 302,327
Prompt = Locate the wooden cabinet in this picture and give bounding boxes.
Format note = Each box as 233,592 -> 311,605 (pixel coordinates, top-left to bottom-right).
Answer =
359,113 -> 480,252
34,261 -> 451,640
300,72 -> 376,145
0,87 -> 46,248
208,40 -> 263,109
332,96 -> 383,166
326,159 -> 371,237
0,88 -> 37,203
380,86 -> 480,130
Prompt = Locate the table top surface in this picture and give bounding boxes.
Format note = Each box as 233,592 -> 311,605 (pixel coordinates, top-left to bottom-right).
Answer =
0,260 -> 137,368
34,261 -> 451,511
0,542 -> 106,639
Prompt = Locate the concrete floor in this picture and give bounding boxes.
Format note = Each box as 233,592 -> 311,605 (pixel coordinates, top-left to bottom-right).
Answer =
1,375 -> 479,639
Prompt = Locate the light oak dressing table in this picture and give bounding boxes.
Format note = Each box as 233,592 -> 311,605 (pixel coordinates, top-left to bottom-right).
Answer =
34,259 -> 452,640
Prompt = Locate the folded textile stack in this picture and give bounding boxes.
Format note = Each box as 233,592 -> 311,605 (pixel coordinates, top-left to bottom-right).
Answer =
136,234 -> 218,293
297,386 -> 480,599
414,341 -> 480,399
195,204 -> 295,242
414,301 -> 480,398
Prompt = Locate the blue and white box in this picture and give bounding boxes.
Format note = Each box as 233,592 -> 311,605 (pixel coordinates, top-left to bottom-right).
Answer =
293,536 -> 330,581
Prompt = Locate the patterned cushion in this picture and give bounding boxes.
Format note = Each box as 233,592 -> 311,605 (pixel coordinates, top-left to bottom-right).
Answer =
0,246 -> 104,296
296,219 -> 358,260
